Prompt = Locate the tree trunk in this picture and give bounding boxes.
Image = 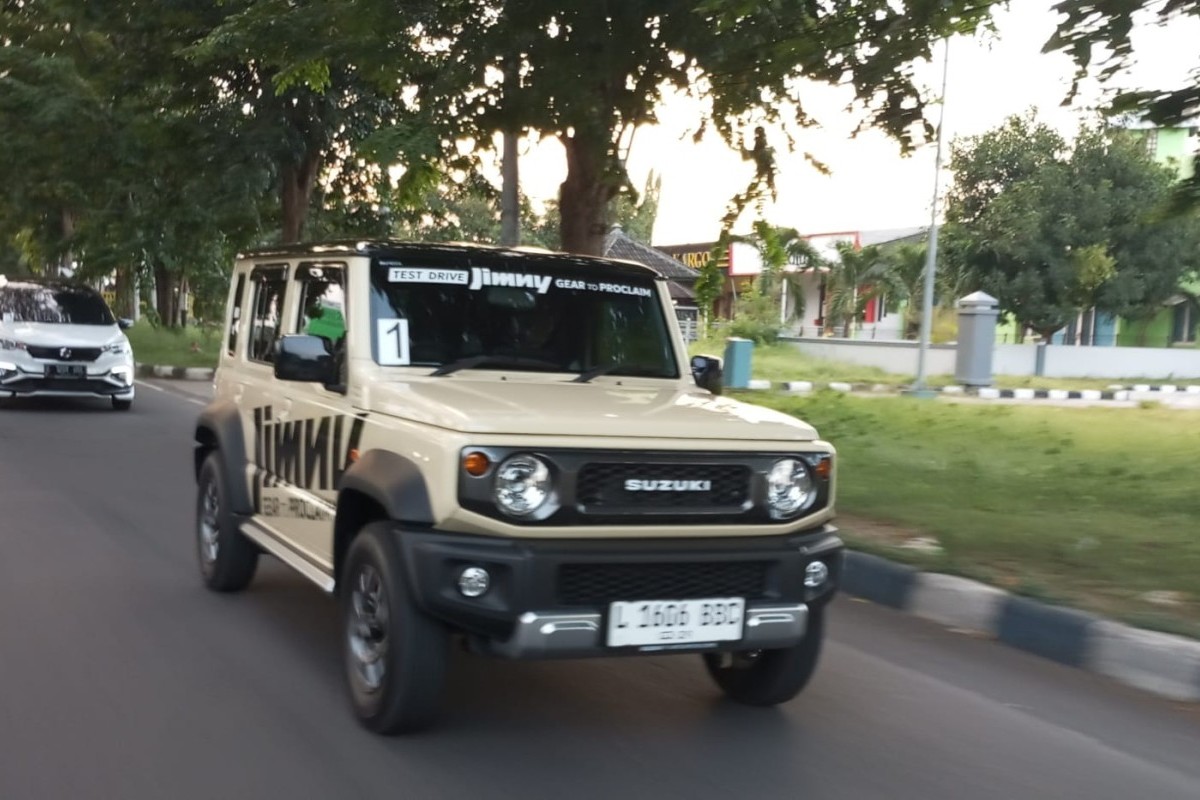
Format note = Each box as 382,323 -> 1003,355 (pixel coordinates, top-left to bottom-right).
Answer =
59,208 -> 76,276
153,261 -> 179,329
1035,326 -> 1061,345
280,149 -> 322,244
500,129 -> 520,246
558,132 -> 617,256
114,267 -> 135,320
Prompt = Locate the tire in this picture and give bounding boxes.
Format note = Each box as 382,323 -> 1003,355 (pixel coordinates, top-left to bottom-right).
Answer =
341,522 -> 449,735
196,453 -> 259,592
112,397 -> 132,411
703,604 -> 826,707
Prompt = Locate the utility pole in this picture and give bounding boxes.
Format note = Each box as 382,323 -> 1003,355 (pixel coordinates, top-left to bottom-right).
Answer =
910,36 -> 950,398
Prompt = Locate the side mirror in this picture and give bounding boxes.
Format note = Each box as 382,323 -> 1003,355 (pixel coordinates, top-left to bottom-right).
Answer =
690,354 -> 723,395
117,318 -> 134,330
275,334 -> 337,383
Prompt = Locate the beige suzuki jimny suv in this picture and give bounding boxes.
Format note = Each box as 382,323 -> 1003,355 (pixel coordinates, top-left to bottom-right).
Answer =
193,240 -> 842,734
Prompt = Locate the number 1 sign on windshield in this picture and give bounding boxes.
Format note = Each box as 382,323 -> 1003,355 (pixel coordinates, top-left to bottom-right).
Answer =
376,318 -> 410,366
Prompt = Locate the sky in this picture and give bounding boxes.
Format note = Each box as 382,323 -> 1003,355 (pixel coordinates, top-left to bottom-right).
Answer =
510,0 -> 1198,247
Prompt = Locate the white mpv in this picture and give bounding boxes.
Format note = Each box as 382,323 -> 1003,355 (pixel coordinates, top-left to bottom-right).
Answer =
0,276 -> 136,410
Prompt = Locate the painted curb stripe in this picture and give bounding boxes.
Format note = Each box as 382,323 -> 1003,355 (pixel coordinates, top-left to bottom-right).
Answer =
841,551 -> 917,610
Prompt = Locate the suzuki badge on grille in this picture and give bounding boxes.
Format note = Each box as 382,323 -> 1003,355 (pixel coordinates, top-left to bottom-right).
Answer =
624,479 -> 712,492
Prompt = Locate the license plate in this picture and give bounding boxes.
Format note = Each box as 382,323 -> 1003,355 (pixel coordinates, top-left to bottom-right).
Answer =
607,597 -> 745,648
46,364 -> 87,378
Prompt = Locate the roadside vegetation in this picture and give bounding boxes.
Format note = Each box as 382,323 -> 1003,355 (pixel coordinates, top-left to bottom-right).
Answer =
746,390 -> 1200,638
126,321 -> 222,369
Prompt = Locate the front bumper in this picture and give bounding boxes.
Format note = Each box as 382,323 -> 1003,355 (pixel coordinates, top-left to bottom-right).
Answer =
0,364 -> 134,399
393,524 -> 844,659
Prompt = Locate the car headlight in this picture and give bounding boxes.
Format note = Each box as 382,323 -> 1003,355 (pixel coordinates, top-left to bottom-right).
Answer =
0,338 -> 27,351
766,458 -> 817,519
102,341 -> 129,355
493,454 -> 554,518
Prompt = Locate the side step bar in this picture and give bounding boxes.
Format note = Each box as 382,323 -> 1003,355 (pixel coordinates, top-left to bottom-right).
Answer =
240,518 -> 335,594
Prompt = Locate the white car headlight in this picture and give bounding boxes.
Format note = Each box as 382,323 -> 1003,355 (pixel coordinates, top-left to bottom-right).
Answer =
766,458 -> 817,519
493,454 -> 554,517
1,338 -> 27,351
102,340 -> 129,355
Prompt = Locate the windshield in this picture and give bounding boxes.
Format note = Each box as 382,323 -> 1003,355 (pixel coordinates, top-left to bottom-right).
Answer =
0,284 -> 116,325
368,260 -> 679,379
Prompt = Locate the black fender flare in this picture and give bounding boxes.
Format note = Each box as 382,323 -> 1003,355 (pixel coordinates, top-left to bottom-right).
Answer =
337,449 -> 434,525
194,400 -> 254,515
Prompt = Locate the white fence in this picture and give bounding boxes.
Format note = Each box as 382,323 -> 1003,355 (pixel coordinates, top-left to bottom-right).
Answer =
785,337 -> 1200,379
783,337 -> 956,375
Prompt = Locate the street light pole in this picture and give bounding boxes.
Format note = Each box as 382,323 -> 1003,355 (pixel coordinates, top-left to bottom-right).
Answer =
911,36 -> 951,397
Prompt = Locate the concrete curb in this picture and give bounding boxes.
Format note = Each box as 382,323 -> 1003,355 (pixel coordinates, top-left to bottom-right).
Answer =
745,380 -> 1200,403
135,364 -> 215,381
839,549 -> 1200,703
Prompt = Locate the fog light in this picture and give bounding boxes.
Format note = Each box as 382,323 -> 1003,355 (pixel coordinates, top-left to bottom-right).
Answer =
457,566 -> 490,598
804,561 -> 828,589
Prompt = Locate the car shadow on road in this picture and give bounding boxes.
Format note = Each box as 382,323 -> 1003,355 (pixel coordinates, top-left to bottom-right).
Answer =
235,559 -> 821,787
0,396 -> 119,413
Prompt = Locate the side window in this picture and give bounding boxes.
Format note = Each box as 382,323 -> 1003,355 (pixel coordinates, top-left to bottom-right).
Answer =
226,273 -> 247,356
292,263 -> 346,344
248,266 -> 288,364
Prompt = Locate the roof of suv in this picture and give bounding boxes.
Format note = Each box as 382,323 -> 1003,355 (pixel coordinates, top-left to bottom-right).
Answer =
237,240 -> 664,281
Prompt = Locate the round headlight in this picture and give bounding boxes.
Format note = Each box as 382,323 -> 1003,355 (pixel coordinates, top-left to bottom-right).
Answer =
767,458 -> 816,519
494,454 -> 553,517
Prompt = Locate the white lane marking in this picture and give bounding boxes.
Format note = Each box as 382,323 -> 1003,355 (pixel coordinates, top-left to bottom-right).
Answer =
135,379 -> 207,405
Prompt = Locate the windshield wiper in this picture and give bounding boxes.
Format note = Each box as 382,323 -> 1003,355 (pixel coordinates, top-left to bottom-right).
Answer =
571,362 -> 628,383
429,355 -> 562,377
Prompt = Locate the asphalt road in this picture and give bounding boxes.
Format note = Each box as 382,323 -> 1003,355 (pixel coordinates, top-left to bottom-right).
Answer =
2,381 -> 1198,800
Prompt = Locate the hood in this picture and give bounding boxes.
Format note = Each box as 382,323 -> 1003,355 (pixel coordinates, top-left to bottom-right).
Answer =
365,376 -> 819,441
0,320 -> 123,348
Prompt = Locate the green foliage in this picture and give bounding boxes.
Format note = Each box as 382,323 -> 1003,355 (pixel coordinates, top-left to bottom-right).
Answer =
295,0 -> 1000,253
942,113 -> 1200,341
609,172 -> 661,244
751,392 -> 1200,636
1046,0 -> 1200,214
825,242 -> 889,337
728,282 -> 782,345
878,242 -> 927,339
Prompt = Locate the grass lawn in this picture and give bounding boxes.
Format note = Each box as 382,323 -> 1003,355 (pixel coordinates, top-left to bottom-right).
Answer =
743,390 -> 1200,638
690,338 -> 1200,391
126,321 -> 222,368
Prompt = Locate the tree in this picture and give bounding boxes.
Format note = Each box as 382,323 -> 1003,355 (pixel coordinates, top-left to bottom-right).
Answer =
943,114 -> 1200,342
735,221 -> 821,313
609,172 -> 662,244
826,242 -> 888,337
880,242 -> 927,339
1046,0 -> 1200,213
277,0 -> 997,255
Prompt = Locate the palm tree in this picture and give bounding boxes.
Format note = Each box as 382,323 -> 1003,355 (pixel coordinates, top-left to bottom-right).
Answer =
880,242 -> 927,339
825,242 -> 889,337
729,220 -> 824,326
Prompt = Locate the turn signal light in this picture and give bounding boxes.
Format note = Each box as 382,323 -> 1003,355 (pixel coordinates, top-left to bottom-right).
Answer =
814,458 -> 832,481
463,451 -> 491,476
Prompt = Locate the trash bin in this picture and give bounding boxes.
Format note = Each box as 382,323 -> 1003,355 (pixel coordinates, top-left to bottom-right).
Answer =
723,337 -> 753,389
955,291 -> 999,386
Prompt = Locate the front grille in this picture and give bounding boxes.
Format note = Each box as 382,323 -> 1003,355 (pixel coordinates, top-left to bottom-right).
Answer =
557,561 -> 770,605
26,346 -> 101,362
577,462 -> 750,512
7,377 -> 119,394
